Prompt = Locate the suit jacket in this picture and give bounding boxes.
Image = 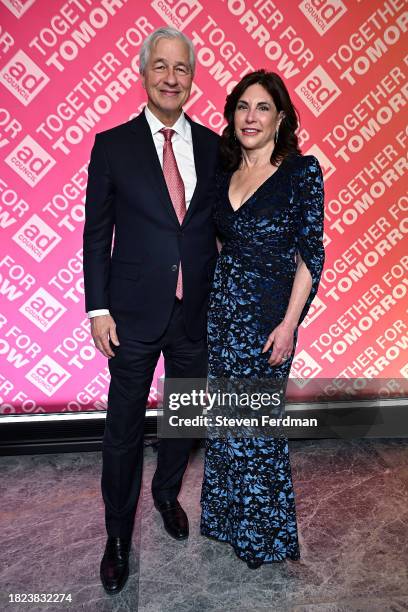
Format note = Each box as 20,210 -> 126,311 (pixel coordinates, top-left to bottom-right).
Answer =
83,110 -> 220,341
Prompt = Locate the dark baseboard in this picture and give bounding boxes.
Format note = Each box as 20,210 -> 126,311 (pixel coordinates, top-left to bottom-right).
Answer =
0,413 -> 156,455
0,398 -> 407,455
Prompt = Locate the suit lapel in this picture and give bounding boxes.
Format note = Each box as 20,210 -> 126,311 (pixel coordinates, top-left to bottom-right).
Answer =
128,112 -> 180,226
128,111 -> 208,228
181,115 -> 206,228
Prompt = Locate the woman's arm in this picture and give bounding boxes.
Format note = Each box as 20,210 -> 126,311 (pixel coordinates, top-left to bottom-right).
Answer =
262,156 -> 325,365
281,254 -> 312,331
261,257 -> 311,365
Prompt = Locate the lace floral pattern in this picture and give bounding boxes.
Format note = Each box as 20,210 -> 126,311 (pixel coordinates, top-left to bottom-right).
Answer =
200,155 -> 325,564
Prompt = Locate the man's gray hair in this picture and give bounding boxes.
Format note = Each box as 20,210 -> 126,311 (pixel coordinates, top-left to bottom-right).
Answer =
139,27 -> 196,75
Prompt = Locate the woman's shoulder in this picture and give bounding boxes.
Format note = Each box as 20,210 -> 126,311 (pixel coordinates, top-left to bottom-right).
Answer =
283,154 -> 323,183
284,153 -> 320,170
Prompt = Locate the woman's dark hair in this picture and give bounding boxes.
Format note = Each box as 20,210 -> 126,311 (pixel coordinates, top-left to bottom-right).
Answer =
220,70 -> 301,171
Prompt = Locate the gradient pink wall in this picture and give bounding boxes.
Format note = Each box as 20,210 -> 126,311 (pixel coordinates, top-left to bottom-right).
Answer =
0,0 -> 407,413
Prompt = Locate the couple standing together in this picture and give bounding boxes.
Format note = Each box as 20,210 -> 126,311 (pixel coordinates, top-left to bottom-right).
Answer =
83,26 -> 325,593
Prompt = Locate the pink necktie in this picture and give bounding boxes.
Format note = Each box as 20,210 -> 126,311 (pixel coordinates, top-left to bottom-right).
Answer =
160,128 -> 186,300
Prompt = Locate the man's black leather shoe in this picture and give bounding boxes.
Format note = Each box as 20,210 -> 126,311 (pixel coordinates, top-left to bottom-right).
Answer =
100,536 -> 130,595
154,499 -> 189,540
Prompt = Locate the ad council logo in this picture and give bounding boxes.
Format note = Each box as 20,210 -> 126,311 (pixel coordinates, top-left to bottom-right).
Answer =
301,296 -> 327,328
19,288 -> 67,332
5,135 -> 56,186
290,350 -> 322,388
0,0 -> 36,18
295,65 -> 341,117
299,0 -> 347,35
26,355 -> 70,397
12,214 -> 61,262
0,50 -> 49,106
151,0 -> 203,30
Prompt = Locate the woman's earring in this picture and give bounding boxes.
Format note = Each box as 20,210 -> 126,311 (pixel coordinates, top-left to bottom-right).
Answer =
274,125 -> 280,144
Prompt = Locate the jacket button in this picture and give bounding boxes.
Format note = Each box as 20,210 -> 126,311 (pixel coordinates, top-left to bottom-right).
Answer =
171,264 -> 178,272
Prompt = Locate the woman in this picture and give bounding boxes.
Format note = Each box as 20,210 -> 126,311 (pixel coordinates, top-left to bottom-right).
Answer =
200,70 -> 325,569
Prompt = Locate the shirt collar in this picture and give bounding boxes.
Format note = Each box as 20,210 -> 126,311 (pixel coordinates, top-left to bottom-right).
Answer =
144,105 -> 190,142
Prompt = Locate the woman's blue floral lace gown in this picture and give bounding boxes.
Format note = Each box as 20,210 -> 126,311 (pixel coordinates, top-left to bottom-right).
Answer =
200,154 -> 325,565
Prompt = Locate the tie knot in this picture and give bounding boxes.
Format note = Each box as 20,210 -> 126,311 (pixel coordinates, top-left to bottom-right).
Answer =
160,128 -> 175,142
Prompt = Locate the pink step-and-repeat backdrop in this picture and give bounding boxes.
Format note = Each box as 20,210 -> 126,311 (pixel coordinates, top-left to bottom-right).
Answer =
0,0 -> 407,414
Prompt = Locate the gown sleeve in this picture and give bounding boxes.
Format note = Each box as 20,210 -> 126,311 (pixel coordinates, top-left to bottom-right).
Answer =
295,155 -> 325,326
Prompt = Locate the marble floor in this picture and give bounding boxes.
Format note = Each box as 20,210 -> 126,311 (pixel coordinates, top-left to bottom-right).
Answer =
1,438 -> 408,612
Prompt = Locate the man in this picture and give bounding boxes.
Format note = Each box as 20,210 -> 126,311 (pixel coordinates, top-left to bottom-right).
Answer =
83,27 -> 219,594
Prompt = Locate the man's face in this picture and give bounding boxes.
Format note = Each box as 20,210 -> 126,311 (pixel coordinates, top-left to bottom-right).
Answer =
142,37 -> 193,125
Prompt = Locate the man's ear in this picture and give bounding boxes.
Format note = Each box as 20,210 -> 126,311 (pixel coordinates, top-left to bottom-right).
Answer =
141,74 -> 146,90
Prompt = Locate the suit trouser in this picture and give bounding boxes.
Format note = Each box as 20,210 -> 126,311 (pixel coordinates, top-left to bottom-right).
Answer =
102,299 -> 208,538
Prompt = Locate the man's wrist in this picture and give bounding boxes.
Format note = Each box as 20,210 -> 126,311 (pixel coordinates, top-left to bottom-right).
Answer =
88,309 -> 110,318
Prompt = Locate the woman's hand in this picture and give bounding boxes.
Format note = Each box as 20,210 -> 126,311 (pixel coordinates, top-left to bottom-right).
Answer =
262,321 -> 296,366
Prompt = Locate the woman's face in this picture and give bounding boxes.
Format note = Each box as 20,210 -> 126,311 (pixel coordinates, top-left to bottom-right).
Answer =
233,83 -> 283,152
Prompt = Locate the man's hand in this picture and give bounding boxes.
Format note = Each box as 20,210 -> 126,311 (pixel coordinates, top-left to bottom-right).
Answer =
90,314 -> 120,358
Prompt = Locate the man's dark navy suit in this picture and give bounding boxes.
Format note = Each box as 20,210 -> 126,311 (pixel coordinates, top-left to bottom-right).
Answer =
83,110 -> 219,538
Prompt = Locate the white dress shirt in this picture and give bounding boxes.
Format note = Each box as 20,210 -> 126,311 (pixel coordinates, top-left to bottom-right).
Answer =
88,106 -> 197,319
